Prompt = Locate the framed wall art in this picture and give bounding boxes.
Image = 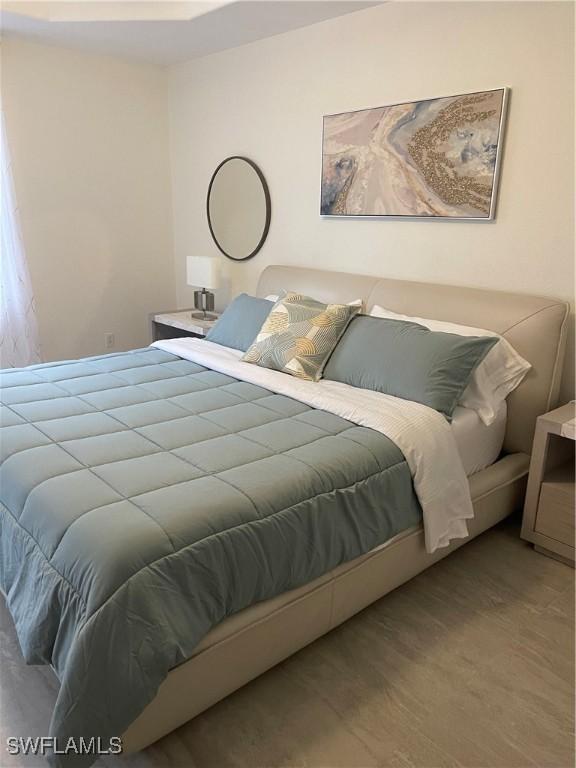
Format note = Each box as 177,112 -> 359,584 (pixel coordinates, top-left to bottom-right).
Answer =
321,88 -> 508,220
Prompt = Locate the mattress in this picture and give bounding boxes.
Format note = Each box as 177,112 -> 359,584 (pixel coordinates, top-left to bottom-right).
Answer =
452,402 -> 507,476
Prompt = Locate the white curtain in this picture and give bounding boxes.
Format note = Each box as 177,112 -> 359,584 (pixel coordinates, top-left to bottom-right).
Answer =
0,111 -> 41,368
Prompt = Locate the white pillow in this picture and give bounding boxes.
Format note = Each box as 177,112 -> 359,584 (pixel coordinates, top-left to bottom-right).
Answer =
369,305 -> 531,425
266,294 -> 364,309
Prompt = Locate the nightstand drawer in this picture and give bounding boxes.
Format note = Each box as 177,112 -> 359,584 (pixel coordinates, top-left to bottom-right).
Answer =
522,402 -> 575,565
535,481 -> 575,545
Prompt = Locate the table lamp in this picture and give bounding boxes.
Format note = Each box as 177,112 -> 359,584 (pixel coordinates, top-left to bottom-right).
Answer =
186,256 -> 220,320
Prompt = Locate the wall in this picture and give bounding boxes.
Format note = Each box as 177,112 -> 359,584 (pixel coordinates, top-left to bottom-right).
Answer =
2,38 -> 175,361
168,1 -> 575,400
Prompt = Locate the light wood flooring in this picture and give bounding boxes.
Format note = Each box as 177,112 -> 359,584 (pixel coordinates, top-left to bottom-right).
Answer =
1,519 -> 573,768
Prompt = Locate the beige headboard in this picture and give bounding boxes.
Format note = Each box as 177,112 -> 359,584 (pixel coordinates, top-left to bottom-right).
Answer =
257,265 -> 569,456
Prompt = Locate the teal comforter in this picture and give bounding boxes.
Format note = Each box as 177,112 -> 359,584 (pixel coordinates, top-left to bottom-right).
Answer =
0,348 -> 421,767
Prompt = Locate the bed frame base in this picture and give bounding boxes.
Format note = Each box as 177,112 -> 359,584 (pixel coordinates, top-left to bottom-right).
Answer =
122,453 -> 529,753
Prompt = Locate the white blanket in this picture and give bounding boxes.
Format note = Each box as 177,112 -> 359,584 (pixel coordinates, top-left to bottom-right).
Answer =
152,338 -> 473,553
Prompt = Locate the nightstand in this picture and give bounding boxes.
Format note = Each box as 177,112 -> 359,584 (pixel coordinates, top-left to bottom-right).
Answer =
521,402 -> 575,566
150,309 -> 221,342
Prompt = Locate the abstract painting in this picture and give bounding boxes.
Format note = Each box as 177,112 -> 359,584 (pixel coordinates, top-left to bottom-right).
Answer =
321,88 -> 507,219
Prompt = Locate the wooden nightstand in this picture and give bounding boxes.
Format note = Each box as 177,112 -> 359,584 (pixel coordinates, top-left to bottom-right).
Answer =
521,402 -> 575,566
150,309 -> 221,342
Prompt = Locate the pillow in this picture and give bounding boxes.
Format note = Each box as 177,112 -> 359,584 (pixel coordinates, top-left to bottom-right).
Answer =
266,294 -> 364,309
323,316 -> 498,419
205,293 -> 273,352
370,305 -> 531,425
242,292 -> 360,381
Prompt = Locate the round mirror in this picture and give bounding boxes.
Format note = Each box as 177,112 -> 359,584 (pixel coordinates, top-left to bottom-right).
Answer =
207,156 -> 271,261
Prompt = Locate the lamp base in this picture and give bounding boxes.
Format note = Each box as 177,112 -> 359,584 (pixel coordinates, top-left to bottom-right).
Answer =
190,310 -> 218,321
193,288 -> 216,321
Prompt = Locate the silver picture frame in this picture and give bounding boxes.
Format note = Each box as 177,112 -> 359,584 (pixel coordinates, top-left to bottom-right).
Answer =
320,87 -> 509,221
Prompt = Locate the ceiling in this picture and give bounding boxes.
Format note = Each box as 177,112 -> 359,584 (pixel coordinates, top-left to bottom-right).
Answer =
0,1 -> 382,66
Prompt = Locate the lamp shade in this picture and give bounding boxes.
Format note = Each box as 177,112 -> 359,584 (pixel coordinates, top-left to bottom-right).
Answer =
186,256 -> 220,290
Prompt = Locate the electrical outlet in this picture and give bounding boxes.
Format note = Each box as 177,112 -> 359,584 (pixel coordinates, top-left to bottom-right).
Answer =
104,333 -> 115,349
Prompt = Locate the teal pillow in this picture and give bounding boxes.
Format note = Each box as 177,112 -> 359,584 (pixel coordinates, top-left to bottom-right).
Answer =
323,316 -> 498,419
205,293 -> 273,352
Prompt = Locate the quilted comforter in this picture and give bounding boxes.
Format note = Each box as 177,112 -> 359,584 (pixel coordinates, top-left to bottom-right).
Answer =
0,347 -> 421,767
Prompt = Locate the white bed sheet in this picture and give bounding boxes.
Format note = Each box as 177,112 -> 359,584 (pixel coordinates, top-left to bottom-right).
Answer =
334,403 -> 507,560
452,402 -> 507,476
152,338 -> 475,553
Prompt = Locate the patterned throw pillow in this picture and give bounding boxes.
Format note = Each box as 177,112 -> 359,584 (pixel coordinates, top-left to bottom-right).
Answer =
241,292 -> 360,381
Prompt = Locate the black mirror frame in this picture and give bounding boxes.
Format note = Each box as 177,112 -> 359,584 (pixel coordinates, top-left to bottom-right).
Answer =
206,156 -> 271,262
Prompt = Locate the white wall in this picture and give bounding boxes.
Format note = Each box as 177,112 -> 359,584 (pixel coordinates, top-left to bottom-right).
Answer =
2,38 -> 175,361
168,1 -> 575,400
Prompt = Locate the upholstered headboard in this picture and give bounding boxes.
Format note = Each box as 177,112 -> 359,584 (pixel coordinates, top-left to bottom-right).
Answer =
256,265 -> 569,456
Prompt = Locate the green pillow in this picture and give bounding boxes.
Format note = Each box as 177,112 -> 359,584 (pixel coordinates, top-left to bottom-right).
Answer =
205,293 -> 273,352
323,316 -> 498,419
242,292 -> 360,381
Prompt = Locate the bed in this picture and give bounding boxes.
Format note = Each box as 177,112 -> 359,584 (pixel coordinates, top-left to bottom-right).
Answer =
0,265 -> 568,765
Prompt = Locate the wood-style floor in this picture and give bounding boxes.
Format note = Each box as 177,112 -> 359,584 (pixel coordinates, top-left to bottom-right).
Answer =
1,519 -> 573,768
